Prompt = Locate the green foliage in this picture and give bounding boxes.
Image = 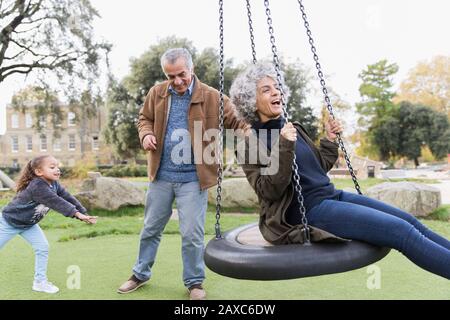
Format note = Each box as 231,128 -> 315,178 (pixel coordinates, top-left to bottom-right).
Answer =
123,36 -> 197,105
194,47 -> 241,96
101,165 -> 147,178
103,83 -> 143,159
426,205 -> 450,222
355,60 -> 399,160
283,60 -> 318,140
373,102 -> 450,164
38,207 -> 258,242
331,177 -> 440,193
372,114 -> 402,160
59,158 -> 97,179
103,36 -> 240,160
11,86 -> 64,134
357,59 -> 399,125
104,36 -> 318,159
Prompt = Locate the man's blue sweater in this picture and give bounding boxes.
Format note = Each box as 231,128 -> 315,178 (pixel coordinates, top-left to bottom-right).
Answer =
156,80 -> 198,183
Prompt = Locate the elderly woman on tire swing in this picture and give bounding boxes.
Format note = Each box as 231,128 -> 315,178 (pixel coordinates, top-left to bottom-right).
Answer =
229,61 -> 450,280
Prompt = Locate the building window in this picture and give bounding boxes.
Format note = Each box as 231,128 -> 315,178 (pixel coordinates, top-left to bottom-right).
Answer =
11,136 -> 19,153
25,113 -> 33,128
11,114 -> 19,129
55,114 -> 62,127
53,138 -> 61,152
92,136 -> 99,150
39,115 -> 47,128
26,136 -> 33,152
68,134 -> 76,151
40,134 -> 47,152
68,112 -> 76,126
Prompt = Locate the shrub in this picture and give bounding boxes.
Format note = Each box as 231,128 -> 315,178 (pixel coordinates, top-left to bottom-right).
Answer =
61,160 -> 97,179
101,165 -> 147,177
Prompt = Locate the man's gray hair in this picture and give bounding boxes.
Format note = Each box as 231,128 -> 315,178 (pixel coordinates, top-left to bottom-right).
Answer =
230,61 -> 290,124
160,48 -> 194,72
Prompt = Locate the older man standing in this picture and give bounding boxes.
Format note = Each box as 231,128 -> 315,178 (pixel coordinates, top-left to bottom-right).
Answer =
117,48 -> 248,300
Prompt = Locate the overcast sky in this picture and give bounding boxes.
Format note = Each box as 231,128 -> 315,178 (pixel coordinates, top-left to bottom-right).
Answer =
1,0 -> 449,134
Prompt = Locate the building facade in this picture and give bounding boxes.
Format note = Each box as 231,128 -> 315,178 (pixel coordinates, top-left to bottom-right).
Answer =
0,104 -> 113,168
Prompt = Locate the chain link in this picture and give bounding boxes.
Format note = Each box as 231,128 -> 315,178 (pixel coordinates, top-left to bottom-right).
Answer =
264,0 -> 310,243
297,0 -> 362,195
215,0 -> 225,239
246,0 -> 257,64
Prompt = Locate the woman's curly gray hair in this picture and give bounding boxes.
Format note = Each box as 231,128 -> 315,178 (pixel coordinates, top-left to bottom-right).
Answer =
230,61 -> 290,124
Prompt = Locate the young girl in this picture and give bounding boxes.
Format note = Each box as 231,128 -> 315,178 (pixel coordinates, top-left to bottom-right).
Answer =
0,155 -> 97,293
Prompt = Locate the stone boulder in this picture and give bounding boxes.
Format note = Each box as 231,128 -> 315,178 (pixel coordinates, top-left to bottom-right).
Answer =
75,172 -> 146,211
0,169 -> 15,189
208,177 -> 259,208
366,182 -> 441,217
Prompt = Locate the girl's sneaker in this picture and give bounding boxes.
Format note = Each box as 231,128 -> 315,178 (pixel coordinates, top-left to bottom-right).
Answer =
32,280 -> 59,294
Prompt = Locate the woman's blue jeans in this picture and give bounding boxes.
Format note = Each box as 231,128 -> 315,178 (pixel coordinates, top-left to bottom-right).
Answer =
305,191 -> 450,280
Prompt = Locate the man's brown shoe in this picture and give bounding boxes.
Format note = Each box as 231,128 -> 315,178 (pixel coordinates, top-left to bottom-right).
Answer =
117,275 -> 148,294
188,283 -> 206,300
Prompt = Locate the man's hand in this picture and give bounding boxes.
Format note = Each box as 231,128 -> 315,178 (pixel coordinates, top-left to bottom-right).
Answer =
325,119 -> 343,142
143,134 -> 157,151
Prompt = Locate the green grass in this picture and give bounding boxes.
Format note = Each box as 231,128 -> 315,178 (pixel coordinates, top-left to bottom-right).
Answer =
1,219 -> 449,300
426,205 -> 450,221
38,209 -> 258,242
1,177 -> 449,299
331,178 -> 440,193
89,205 -> 145,217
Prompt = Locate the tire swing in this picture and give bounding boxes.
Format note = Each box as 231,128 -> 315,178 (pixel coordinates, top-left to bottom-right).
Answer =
204,0 -> 390,281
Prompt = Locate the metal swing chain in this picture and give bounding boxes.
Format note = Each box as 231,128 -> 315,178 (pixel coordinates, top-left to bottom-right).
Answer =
264,0 -> 310,243
246,0 -> 258,64
215,0 -> 225,239
297,0 -> 362,195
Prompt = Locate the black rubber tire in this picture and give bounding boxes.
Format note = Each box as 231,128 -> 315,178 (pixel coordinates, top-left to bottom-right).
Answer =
204,223 -> 391,280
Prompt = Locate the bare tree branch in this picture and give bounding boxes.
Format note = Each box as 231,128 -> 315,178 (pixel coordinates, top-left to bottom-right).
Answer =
3,48 -> 26,60
10,37 -> 43,56
0,0 -> 23,19
1,56 -> 78,80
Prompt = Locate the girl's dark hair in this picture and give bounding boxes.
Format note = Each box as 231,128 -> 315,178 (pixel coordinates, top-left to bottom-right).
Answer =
15,155 -> 51,193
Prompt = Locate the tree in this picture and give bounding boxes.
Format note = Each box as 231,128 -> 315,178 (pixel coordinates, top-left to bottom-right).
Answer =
11,85 -> 62,132
1,0 -> 111,136
11,85 -> 102,159
356,59 -> 399,128
283,60 -> 318,140
68,90 -> 102,158
356,59 -> 399,158
104,37 -> 317,159
103,81 -> 143,160
372,102 -> 450,166
0,0 -> 111,83
317,87 -> 352,139
394,55 -> 450,118
104,36 -> 239,160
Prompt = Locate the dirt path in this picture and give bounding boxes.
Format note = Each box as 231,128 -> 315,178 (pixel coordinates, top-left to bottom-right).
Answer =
426,180 -> 450,205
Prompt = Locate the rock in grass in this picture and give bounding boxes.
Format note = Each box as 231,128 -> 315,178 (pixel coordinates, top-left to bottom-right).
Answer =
208,177 -> 258,208
75,172 -> 145,211
366,182 -> 441,217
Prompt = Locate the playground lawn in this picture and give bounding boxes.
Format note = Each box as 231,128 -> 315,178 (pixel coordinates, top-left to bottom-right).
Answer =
0,209 -> 449,300
1,178 -> 449,299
